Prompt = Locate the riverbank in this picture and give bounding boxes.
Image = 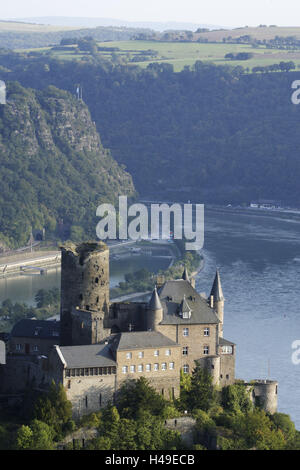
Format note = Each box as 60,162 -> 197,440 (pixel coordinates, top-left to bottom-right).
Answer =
0,251 -> 61,279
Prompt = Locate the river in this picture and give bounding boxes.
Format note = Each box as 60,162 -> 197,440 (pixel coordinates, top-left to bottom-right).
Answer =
197,207 -> 300,428
1,207 -> 300,426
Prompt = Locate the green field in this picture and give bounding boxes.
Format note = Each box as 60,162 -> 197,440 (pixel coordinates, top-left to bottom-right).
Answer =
0,20 -> 73,32
17,40 -> 300,72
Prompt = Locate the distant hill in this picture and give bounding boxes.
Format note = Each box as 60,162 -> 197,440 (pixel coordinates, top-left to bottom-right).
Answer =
196,25 -> 300,42
10,17 -> 222,32
0,82 -> 136,248
0,20 -> 73,32
0,20 -> 153,50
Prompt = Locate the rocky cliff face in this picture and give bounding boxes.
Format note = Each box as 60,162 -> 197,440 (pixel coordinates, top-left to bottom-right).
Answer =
0,82 -> 136,248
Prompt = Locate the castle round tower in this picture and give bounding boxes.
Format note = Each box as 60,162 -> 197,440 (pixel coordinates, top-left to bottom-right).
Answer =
251,380 -> 278,414
147,287 -> 163,331
60,241 -> 109,345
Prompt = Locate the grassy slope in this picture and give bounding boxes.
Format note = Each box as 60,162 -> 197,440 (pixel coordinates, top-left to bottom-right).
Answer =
196,25 -> 300,42
22,39 -> 300,72
0,20 -> 73,32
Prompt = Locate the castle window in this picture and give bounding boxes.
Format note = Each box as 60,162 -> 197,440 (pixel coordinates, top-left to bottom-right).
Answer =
146,364 -> 151,372
95,277 -> 99,284
86,305 -> 90,311
182,347 -> 189,356
93,368 -> 98,375
165,349 -> 171,356
161,389 -> 164,396
89,368 -> 94,376
112,367 -> 116,375
138,351 -> 144,359
169,362 -> 175,370
85,396 -> 88,408
71,369 -> 76,377
122,366 -> 128,374
65,369 -> 71,377
99,394 -> 102,406
79,294 -> 83,301
138,364 -> 143,372
76,369 -> 80,376
183,364 -> 189,374
126,352 -> 132,360
33,345 -> 38,352
96,296 -> 99,304
130,365 -> 136,373
162,363 -> 167,371
154,363 -> 159,371
221,346 -> 233,355
183,328 -> 189,337
154,350 -> 159,357
226,374 -> 229,380
80,369 -> 84,376
68,380 -> 71,389
182,311 -> 191,319
204,328 -> 210,336
85,368 -> 89,376
203,346 -> 209,355
103,368 -> 108,375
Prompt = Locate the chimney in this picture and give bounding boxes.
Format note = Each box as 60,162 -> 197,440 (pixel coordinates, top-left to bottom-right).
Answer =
210,295 -> 214,308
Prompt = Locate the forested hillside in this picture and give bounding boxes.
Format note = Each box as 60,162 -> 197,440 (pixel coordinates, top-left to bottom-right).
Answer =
1,52 -> 300,204
0,82 -> 135,248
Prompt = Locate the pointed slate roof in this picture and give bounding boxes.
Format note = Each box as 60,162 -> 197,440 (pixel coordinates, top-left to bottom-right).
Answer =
210,270 -> 224,302
180,295 -> 191,315
148,286 -> 162,310
158,280 -> 220,325
182,267 -> 190,282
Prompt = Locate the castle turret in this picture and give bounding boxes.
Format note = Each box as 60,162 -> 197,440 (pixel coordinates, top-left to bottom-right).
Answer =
182,267 -> 190,282
60,241 -> 109,346
147,287 -> 163,331
210,270 -> 225,337
182,266 -> 195,288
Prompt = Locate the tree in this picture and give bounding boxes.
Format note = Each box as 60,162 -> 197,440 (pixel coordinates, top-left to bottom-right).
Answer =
186,363 -> 218,412
270,413 -> 296,443
221,383 -> 253,414
16,420 -> 55,450
16,425 -> 33,450
117,377 -> 167,419
33,381 -> 73,439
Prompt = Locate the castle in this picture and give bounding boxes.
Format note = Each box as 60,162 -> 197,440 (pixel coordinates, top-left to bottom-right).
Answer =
0,241 -> 278,418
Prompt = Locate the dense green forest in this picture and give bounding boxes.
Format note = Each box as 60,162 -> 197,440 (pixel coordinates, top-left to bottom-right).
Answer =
0,81 -> 135,248
1,52 -> 300,204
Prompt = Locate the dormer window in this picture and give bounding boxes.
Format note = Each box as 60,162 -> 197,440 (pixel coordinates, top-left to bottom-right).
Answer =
179,295 -> 192,319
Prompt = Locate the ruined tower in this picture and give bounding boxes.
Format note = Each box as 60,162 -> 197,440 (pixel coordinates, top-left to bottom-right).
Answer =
60,241 -> 110,346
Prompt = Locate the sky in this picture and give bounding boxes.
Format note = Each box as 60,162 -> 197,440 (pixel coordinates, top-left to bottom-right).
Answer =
2,0 -> 300,28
